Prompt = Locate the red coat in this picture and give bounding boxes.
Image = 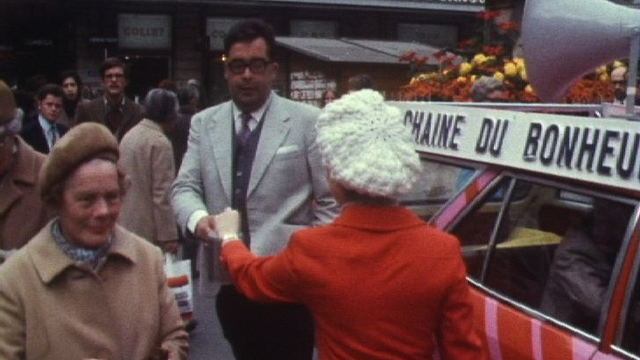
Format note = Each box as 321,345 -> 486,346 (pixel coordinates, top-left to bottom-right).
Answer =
222,205 -> 487,360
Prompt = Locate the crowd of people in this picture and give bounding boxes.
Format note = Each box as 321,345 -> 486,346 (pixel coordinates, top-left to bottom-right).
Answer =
0,18 -> 490,360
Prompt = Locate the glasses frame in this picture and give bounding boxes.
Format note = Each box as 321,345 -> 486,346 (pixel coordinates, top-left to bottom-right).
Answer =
226,58 -> 273,75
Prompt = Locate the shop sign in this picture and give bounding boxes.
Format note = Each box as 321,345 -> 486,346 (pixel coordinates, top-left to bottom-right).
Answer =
206,18 -> 242,51
290,20 -> 337,38
398,23 -> 458,47
118,14 -> 171,50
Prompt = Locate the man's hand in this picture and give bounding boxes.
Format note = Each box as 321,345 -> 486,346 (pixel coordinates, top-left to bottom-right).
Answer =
195,215 -> 217,244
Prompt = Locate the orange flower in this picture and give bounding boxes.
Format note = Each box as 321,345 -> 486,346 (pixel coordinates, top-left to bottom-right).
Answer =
498,22 -> 520,31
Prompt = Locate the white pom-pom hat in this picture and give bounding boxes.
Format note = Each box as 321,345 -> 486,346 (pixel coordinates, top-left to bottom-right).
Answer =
316,89 -> 421,198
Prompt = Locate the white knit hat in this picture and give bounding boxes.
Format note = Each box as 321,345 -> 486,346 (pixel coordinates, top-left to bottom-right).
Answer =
316,89 -> 421,198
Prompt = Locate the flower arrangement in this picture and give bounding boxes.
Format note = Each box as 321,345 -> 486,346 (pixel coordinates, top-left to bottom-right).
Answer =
400,11 -> 620,103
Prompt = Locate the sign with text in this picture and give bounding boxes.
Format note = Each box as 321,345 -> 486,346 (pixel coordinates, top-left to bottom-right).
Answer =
390,102 -> 640,192
290,20 -> 338,38
118,14 -> 171,50
206,18 -> 242,51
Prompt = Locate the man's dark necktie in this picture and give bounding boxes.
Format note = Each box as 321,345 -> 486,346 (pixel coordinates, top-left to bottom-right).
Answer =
237,112 -> 252,146
105,103 -> 122,134
49,124 -> 58,147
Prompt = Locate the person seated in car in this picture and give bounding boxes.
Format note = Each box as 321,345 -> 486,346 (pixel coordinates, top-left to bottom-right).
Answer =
540,198 -> 632,333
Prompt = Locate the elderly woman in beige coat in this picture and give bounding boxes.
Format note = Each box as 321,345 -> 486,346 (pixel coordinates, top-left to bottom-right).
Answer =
118,88 -> 179,253
0,123 -> 188,360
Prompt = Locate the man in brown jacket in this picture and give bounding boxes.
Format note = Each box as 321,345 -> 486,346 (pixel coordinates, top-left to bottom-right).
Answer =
75,57 -> 144,142
0,79 -> 52,263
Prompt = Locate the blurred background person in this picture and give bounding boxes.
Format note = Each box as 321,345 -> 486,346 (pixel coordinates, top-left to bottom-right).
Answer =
0,79 -> 52,264
215,89 -> 487,360
611,66 -> 628,105
347,73 -> 375,92
470,76 -> 508,102
58,70 -> 87,127
20,84 -> 69,154
168,84 -> 201,281
159,78 -> 178,93
118,88 -> 179,254
0,122 -> 189,360
170,85 -> 199,171
320,88 -> 337,108
75,57 -> 144,142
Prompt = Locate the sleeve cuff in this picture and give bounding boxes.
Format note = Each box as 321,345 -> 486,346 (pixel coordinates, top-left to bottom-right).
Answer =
187,210 -> 209,234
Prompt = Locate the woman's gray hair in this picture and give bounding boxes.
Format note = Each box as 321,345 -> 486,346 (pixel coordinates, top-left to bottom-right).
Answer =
144,88 -> 178,123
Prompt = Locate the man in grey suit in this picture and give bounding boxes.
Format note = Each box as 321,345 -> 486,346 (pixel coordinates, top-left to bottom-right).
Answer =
171,19 -> 338,360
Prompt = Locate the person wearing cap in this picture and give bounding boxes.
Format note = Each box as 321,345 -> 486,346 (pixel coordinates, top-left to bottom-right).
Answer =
0,79 -> 52,264
0,123 -> 189,360
214,90 -> 487,360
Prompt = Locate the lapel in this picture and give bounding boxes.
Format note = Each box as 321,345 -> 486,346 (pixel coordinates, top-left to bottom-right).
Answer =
208,102 -> 234,202
0,138 -> 40,216
95,98 -> 107,123
248,94 -> 290,197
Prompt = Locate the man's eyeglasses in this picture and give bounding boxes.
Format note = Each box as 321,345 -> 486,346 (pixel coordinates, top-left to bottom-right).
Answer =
227,59 -> 272,75
104,73 -> 125,80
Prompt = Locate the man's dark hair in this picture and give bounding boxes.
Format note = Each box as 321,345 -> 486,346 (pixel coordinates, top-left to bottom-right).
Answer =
348,74 -> 375,91
59,70 -> 83,89
36,84 -> 65,101
100,57 -> 129,79
224,19 -> 276,60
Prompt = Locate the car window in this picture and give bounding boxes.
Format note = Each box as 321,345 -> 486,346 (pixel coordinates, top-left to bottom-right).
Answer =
453,178 -> 634,338
400,158 -> 474,221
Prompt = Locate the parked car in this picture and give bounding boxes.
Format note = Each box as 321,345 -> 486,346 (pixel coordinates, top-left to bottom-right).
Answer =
394,102 -> 640,360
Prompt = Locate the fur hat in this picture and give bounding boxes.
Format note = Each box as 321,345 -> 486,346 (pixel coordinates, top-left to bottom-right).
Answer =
40,122 -> 119,200
0,79 -> 16,123
316,89 -> 421,198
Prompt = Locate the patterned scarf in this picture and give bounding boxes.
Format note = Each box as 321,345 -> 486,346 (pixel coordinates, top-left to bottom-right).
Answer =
52,219 -> 112,268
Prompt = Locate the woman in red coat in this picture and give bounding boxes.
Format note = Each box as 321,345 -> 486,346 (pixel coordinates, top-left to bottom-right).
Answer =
215,89 -> 487,360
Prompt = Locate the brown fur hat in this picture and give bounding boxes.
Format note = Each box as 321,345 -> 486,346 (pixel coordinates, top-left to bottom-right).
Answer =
39,122 -> 119,200
0,79 -> 16,123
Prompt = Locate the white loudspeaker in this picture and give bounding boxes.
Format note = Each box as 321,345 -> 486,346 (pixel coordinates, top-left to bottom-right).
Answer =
522,0 -> 640,102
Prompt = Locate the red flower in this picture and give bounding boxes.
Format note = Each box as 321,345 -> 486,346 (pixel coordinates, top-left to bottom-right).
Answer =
476,10 -> 501,20
458,38 -> 476,49
483,46 -> 505,56
399,51 -> 417,62
498,22 -> 520,31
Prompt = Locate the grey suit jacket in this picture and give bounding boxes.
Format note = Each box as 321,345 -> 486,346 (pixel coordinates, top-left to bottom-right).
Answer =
171,92 -> 339,284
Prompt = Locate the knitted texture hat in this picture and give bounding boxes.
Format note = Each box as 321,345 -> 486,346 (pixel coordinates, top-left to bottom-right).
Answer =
316,89 -> 421,198
40,122 -> 119,200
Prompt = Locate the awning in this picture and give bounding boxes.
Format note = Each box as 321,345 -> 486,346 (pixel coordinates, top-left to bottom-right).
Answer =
276,37 -> 452,65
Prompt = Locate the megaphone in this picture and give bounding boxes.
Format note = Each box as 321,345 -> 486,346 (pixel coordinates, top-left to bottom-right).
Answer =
522,0 -> 640,102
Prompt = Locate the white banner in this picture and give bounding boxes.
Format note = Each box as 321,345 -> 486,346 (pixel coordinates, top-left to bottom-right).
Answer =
390,102 -> 640,192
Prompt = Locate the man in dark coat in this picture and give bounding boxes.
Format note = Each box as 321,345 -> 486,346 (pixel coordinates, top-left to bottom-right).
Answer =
75,57 -> 143,142
20,84 -> 69,154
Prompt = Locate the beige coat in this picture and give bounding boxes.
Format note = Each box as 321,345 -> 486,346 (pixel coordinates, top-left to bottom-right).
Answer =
0,136 -> 52,252
119,119 -> 178,244
0,222 -> 189,360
